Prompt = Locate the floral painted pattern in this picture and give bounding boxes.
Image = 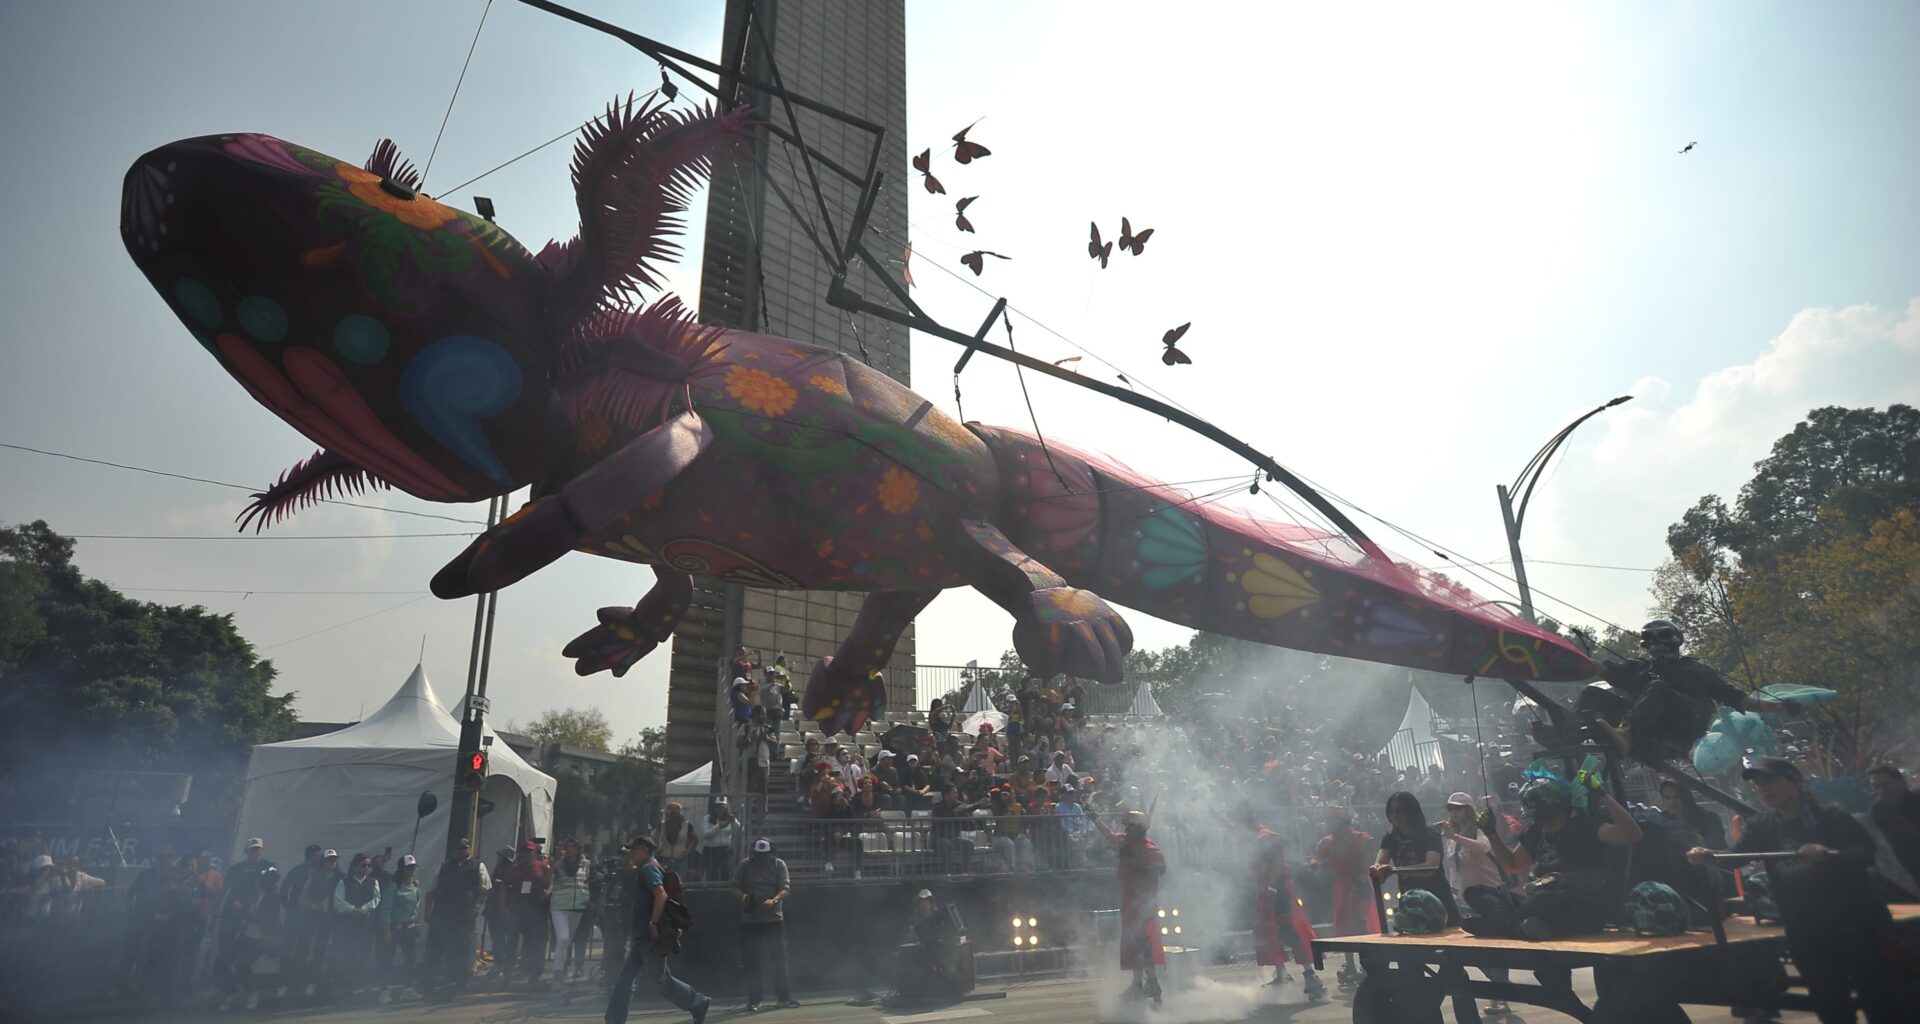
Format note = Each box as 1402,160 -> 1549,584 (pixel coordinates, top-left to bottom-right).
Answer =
878,466 -> 920,514
807,373 -> 848,397
336,164 -> 456,230
725,366 -> 798,416
314,162 -> 475,311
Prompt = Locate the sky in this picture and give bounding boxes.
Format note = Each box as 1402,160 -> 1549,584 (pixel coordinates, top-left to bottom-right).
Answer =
0,1 -> 1914,746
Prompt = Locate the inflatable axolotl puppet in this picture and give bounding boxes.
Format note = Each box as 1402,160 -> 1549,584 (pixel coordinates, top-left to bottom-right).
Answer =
121,98 -> 1593,735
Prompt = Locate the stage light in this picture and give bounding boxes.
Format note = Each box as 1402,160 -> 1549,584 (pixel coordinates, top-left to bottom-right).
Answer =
1012,916 -> 1023,926
1157,909 -> 1167,918
1173,926 -> 1182,935
1028,917 -> 1037,928
1013,935 -> 1024,946
1171,908 -> 1180,917
1161,927 -> 1169,936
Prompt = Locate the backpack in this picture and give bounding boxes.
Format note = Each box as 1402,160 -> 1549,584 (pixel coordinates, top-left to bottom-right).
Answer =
653,868 -> 695,954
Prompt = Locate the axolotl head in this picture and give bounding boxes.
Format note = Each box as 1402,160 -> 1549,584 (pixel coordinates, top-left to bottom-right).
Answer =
120,133 -> 560,516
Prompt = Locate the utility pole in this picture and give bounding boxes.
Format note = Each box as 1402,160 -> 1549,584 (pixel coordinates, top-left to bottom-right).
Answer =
1497,395 -> 1633,624
448,196 -> 504,860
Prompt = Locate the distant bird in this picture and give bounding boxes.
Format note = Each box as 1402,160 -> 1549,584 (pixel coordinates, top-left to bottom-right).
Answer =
1117,217 -> 1154,256
1088,222 -> 1112,269
952,119 -> 991,164
913,149 -> 945,194
1678,141 -> 1698,154
955,196 -> 978,233
1160,322 -> 1192,365
902,242 -> 915,288
960,250 -> 1010,276
1115,373 -> 1134,391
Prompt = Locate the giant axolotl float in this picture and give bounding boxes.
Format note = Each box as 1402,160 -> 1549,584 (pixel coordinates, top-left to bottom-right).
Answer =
120,98 -> 1594,735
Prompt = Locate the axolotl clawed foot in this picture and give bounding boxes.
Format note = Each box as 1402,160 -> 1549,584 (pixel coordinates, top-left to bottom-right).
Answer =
799,656 -> 889,737
1011,586 -> 1134,683
560,572 -> 693,678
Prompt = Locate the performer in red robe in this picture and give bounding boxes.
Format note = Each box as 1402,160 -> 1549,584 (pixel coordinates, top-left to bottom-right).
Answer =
1249,820 -> 1326,1000
1096,809 -> 1165,1004
1311,804 -> 1379,988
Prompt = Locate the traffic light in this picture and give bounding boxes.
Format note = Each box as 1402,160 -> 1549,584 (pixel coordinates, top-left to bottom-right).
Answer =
458,749 -> 488,790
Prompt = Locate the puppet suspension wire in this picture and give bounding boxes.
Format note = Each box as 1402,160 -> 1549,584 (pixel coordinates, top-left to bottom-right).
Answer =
1001,309 -> 1073,495
421,0 -> 494,190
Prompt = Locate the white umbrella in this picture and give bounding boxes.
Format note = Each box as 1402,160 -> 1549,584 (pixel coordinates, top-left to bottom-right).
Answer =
960,709 -> 1009,736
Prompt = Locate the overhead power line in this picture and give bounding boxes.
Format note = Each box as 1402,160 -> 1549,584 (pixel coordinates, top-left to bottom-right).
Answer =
0,441 -> 488,525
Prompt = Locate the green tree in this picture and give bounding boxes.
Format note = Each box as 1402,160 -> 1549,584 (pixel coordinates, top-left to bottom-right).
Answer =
594,727 -> 668,838
514,706 -> 614,751
0,521 -> 297,817
1667,404 -> 1919,567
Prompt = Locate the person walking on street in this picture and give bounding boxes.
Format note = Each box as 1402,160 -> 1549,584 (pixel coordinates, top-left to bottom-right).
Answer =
730,838 -> 798,1011
425,837 -> 490,998
1094,809 -> 1165,1006
604,835 -> 710,1024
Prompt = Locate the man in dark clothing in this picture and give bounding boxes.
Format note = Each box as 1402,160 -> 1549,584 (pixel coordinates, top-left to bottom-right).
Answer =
1584,620 -> 1797,761
277,845 -> 324,993
226,838 -> 276,898
1867,765 -> 1920,892
495,842 -> 551,985
605,835 -> 709,1024
426,837 -> 490,997
731,838 -> 798,1011
1688,758 -> 1907,1024
597,852 -> 637,985
296,850 -> 343,993
1473,777 -> 1641,940
931,786 -> 981,873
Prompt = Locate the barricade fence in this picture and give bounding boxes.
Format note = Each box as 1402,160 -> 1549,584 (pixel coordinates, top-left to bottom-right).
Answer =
676,798 -> 1345,886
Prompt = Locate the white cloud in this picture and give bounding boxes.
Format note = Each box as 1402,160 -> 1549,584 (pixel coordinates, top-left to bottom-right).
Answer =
1511,297 -> 1919,630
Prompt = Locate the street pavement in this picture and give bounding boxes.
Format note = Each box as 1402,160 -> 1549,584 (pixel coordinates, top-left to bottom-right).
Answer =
41,964 -> 1810,1024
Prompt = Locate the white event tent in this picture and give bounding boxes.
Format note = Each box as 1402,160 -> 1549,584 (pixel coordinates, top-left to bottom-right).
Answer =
231,664 -> 555,880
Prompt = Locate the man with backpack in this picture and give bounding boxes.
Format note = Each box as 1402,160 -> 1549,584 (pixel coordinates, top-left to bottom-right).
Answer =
605,835 -> 709,1024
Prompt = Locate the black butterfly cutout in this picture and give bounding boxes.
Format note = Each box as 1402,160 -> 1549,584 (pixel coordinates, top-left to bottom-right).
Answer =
955,196 -> 978,233
1161,322 -> 1192,365
913,149 -> 945,194
1117,217 -> 1154,256
1088,222 -> 1112,269
960,250 -> 1010,276
952,120 -> 991,164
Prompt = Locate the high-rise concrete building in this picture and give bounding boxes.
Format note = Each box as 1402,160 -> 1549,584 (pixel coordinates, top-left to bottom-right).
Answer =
666,0 -> 911,778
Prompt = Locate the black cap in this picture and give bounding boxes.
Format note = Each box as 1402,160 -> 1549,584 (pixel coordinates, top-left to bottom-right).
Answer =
1741,757 -> 1802,782
624,835 -> 658,852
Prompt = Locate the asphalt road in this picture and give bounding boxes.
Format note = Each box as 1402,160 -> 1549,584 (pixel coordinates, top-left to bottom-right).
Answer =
41,964 -> 1807,1024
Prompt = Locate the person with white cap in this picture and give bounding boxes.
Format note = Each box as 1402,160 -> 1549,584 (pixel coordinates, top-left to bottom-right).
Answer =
605,835 -> 710,1024
378,854 -> 424,1003
226,837 -> 275,899
730,838 -> 797,1011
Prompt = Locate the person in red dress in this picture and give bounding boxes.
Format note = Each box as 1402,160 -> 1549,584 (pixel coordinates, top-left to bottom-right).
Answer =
1095,809 -> 1165,1004
1246,816 -> 1326,1000
1311,804 -> 1379,988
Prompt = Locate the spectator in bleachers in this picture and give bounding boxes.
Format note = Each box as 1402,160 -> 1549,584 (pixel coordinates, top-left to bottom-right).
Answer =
758,660 -> 788,737
728,671 -> 757,730
793,737 -> 824,785
740,707 -> 778,802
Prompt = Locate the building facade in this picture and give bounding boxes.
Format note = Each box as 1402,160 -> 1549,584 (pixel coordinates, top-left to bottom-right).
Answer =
666,0 -> 911,778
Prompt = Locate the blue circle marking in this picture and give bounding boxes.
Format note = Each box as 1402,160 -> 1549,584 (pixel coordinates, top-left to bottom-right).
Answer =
333,314 -> 391,364
236,295 -> 288,343
173,278 -> 222,328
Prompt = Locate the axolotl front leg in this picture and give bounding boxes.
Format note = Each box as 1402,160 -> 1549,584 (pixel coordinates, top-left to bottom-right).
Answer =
958,518 -> 1133,682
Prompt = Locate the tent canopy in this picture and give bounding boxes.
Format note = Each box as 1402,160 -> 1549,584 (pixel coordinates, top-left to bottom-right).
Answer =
1125,683 -> 1165,718
960,681 -> 997,715
231,665 -> 555,882
1378,686 -> 1445,772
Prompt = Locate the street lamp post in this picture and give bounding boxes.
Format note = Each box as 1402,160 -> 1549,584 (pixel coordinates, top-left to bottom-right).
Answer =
1497,396 -> 1633,623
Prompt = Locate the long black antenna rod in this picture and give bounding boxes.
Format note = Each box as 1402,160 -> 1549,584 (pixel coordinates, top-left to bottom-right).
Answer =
517,0 -> 1391,566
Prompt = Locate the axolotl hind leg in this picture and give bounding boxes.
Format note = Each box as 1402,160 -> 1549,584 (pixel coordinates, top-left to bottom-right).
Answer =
800,590 -> 939,737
